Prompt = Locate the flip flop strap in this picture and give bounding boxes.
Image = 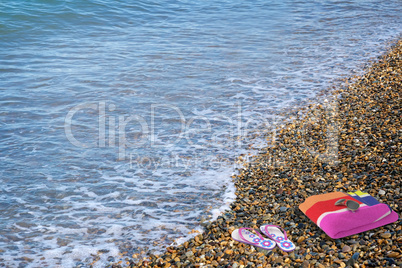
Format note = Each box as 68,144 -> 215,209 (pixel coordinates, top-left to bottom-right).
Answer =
238,227 -> 265,244
263,225 -> 288,241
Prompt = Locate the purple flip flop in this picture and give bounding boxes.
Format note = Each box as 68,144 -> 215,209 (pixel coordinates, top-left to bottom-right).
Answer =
260,224 -> 295,252
231,227 -> 276,250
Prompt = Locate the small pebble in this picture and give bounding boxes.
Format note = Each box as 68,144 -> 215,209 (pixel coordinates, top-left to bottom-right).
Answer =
342,245 -> 351,253
297,236 -> 306,243
387,252 -> 400,258
380,232 -> 391,239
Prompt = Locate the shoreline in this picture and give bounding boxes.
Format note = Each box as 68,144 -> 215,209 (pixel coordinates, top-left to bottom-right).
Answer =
111,40 -> 401,268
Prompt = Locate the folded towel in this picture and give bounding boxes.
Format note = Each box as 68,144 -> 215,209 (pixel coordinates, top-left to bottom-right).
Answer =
299,191 -> 399,239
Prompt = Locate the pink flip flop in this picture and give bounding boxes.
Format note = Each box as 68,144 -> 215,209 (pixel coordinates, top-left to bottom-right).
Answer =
231,227 -> 276,250
259,225 -> 295,252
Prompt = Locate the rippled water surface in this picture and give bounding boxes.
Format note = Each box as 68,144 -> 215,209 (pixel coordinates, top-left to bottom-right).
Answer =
0,0 -> 401,267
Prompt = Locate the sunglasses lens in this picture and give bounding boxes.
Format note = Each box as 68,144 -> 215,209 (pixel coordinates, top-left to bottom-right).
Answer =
346,200 -> 360,211
335,199 -> 346,205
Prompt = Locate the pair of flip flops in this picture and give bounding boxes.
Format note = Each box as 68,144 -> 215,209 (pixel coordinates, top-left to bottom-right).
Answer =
231,224 -> 295,252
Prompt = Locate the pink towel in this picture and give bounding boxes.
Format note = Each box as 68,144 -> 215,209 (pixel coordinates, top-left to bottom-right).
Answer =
319,203 -> 398,239
299,192 -> 399,239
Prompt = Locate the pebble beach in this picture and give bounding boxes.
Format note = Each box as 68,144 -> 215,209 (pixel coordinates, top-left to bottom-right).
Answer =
109,40 -> 402,268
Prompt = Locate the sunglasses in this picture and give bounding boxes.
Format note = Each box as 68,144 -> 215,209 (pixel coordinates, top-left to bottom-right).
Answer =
334,199 -> 360,212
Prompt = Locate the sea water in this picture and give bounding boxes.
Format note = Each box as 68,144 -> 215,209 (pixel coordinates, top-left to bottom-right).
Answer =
0,0 -> 401,267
